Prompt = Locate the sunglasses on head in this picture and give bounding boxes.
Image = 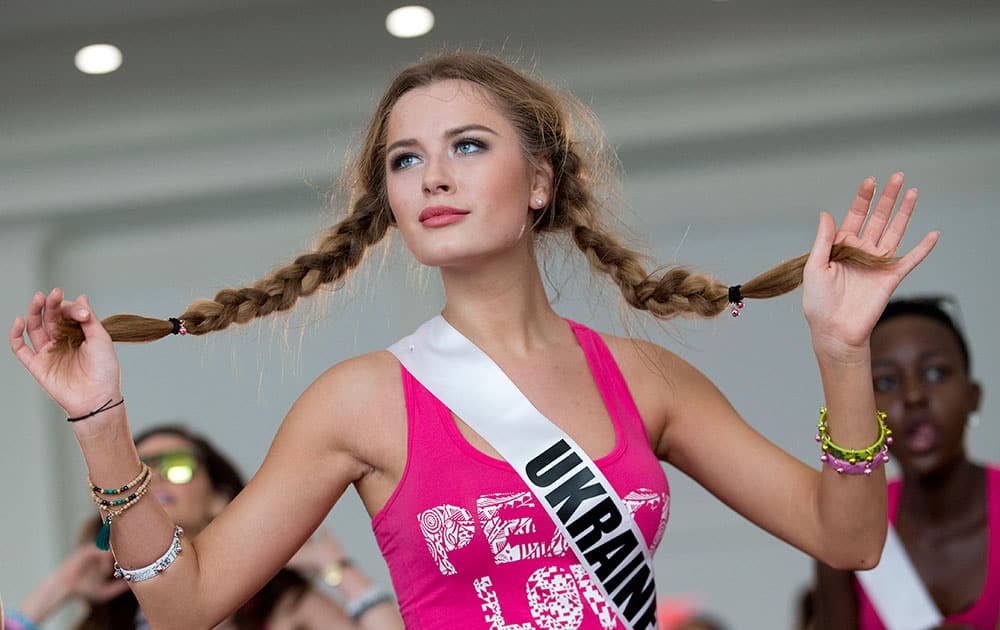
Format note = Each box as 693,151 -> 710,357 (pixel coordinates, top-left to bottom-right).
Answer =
140,450 -> 200,485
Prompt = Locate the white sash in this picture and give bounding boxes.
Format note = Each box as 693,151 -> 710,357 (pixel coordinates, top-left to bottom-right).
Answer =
856,525 -> 943,630
388,316 -> 658,630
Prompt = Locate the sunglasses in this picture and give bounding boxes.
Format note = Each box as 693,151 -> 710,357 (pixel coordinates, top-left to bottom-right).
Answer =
140,450 -> 200,485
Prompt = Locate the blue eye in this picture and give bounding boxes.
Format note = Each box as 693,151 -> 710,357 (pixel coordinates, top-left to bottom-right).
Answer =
390,154 -> 420,171
873,375 -> 898,393
924,366 -> 949,383
455,139 -> 486,155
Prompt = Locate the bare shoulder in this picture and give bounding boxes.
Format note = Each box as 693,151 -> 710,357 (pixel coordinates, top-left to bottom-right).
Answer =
595,331 -> 729,456
278,349 -> 405,477
597,332 -> 710,396
297,349 -> 402,419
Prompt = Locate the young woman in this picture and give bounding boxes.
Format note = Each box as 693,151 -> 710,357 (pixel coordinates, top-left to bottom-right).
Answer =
815,298 -> 998,629
4,426 -> 400,630
9,52 -> 938,629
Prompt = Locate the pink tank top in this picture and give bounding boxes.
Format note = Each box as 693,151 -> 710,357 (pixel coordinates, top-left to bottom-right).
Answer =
372,320 -> 670,629
857,466 -> 1000,629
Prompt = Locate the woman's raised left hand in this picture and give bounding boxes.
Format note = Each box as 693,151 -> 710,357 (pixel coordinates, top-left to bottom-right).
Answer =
802,172 -> 938,363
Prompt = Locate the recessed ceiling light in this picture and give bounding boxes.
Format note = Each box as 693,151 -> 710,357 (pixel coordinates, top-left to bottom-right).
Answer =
75,44 -> 123,75
386,6 -> 435,39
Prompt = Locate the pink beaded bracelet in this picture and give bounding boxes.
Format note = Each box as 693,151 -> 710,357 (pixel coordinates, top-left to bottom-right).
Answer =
820,445 -> 889,476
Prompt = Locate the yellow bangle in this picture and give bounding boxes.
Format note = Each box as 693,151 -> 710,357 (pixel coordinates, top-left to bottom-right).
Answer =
815,407 -> 893,464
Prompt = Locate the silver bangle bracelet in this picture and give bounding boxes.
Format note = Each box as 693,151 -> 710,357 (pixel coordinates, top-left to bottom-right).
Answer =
346,586 -> 393,621
113,526 -> 184,582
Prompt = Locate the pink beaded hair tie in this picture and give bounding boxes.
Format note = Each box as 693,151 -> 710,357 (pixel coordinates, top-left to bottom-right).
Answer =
728,285 -> 744,318
168,317 -> 187,336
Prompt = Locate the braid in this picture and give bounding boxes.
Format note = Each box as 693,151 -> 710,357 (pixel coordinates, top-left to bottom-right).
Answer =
560,149 -> 893,319
574,221 -> 892,319
53,194 -> 391,352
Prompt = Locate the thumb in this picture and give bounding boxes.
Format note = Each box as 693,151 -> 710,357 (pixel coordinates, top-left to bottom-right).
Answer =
76,295 -> 112,345
806,212 -> 837,272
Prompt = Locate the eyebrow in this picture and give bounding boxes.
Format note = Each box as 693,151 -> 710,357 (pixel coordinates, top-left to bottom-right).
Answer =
871,349 -> 954,369
386,124 -> 499,155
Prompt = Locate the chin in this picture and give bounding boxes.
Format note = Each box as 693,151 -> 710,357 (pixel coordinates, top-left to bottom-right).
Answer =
900,451 -> 965,479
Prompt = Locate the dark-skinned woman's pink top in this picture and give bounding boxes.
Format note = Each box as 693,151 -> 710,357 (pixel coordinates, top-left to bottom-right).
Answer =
857,466 -> 1000,629
372,320 -> 671,629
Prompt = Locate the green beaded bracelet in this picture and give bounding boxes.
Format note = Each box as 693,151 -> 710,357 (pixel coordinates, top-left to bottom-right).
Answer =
815,407 -> 893,465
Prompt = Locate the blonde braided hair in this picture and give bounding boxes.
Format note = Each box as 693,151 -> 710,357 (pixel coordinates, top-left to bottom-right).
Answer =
53,51 -> 890,352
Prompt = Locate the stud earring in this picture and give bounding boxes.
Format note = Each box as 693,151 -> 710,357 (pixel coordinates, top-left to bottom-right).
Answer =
534,198 -> 544,208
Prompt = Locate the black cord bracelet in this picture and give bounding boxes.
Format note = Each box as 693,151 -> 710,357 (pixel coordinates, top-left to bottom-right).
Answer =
67,398 -> 125,423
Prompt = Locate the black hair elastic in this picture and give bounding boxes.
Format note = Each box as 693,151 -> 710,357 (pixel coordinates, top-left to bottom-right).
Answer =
728,285 -> 743,305
67,398 -> 125,423
728,285 -> 745,318
168,317 -> 188,335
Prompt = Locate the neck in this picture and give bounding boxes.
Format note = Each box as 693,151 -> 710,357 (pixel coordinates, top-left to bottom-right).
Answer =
898,457 -> 984,523
438,241 -> 565,356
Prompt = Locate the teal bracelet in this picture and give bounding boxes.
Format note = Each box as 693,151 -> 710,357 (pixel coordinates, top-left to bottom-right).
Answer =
6,610 -> 43,630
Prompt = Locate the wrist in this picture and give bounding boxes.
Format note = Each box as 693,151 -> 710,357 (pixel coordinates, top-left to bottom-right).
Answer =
5,609 -> 43,630
62,387 -> 124,419
811,334 -> 870,368
345,586 -> 394,622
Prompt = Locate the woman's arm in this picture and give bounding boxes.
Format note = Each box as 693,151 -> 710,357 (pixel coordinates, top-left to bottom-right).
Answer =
632,174 -> 936,569
643,346 -> 884,569
14,545 -> 128,626
9,291 -> 382,629
814,561 -> 859,630
285,529 -> 403,630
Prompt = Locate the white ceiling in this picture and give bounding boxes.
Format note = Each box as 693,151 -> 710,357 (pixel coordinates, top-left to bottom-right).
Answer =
2,1 -> 998,224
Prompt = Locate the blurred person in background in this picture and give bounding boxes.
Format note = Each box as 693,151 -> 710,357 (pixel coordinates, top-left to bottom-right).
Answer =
3,425 -> 401,630
815,297 -> 998,629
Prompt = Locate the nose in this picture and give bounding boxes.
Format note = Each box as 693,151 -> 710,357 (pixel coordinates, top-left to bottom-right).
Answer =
422,156 -> 454,196
901,371 -> 928,407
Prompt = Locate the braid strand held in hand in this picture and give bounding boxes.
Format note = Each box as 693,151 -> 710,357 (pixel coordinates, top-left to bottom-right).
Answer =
53,194 -> 391,352
571,223 -> 894,319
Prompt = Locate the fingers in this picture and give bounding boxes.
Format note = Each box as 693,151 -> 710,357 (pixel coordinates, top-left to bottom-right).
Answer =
894,230 -> 940,279
806,212 -> 837,272
74,295 -> 112,345
860,172 -> 905,246
876,187 -> 918,253
9,315 -> 33,365
837,176 -> 876,237
25,291 -> 51,350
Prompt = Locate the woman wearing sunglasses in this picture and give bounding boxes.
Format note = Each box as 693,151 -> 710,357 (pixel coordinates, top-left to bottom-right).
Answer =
814,298 -> 998,629
4,425 -> 402,630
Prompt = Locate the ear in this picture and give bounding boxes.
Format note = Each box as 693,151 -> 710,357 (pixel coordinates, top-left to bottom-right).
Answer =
529,156 -> 554,206
968,380 -> 982,415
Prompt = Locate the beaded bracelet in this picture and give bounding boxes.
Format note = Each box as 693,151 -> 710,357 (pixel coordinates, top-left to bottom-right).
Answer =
815,407 -> 893,465
113,526 -> 184,582
91,471 -> 151,510
821,445 -> 890,476
92,469 -> 153,551
90,463 -> 149,496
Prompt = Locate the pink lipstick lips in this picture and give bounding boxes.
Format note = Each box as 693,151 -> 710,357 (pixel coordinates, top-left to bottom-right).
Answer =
419,205 -> 469,227
902,417 -> 941,455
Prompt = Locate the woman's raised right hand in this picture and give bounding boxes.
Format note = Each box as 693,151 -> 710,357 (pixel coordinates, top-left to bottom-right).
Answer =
9,289 -> 122,424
